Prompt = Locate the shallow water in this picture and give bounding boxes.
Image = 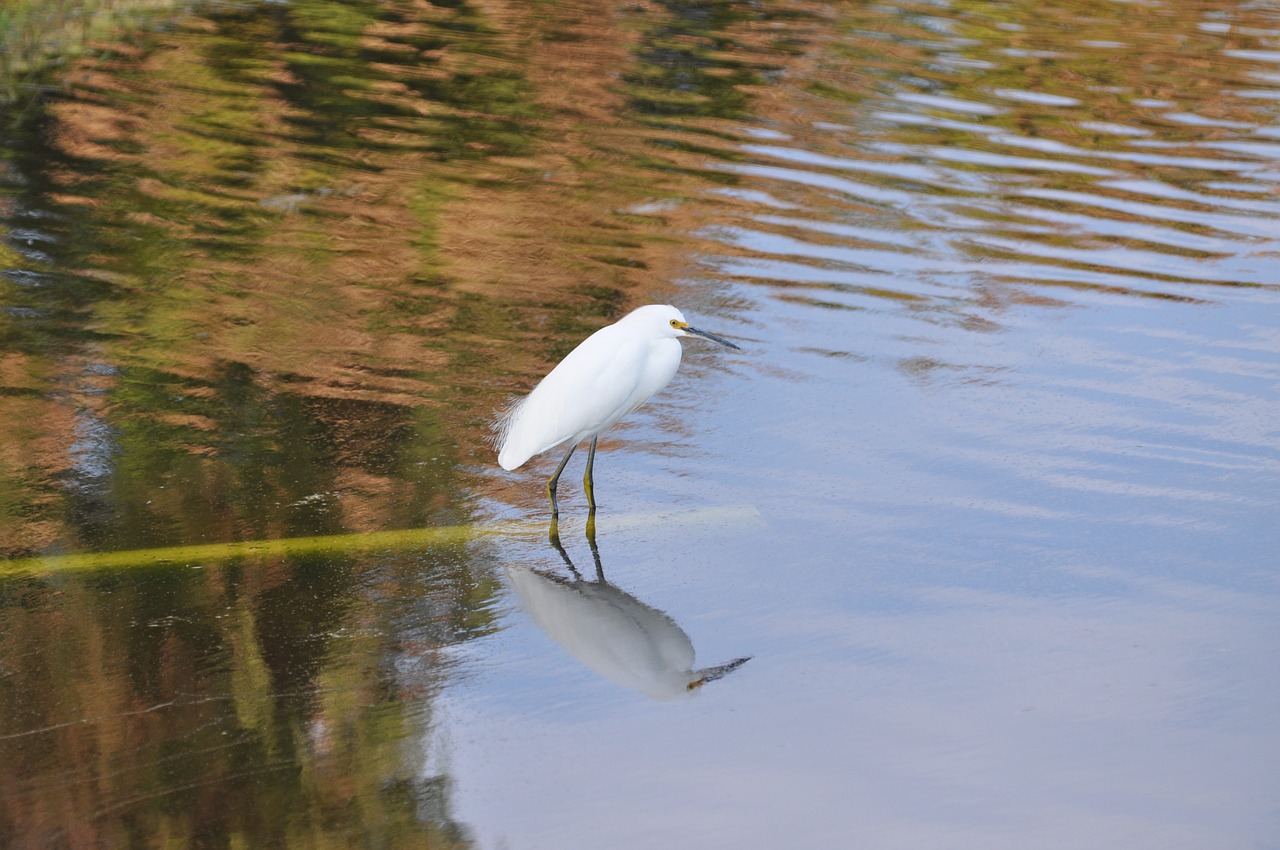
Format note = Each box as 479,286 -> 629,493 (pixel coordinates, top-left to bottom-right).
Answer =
2,1 -> 1278,847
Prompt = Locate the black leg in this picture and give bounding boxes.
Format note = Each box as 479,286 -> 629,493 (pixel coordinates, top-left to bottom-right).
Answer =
585,518 -> 605,582
583,436 -> 599,514
549,524 -> 581,577
546,443 -> 577,518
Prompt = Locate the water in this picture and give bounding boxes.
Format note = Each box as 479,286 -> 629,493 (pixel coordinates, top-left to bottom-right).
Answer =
2,1 -> 1278,847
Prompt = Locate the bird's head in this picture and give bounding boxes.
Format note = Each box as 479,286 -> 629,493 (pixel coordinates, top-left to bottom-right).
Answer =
631,304 -> 741,350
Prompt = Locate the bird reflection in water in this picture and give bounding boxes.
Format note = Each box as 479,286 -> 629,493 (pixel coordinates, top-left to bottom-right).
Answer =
506,529 -> 750,700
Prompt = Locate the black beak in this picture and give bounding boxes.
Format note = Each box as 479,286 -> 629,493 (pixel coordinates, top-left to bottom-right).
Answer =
687,656 -> 752,690
686,325 -> 741,350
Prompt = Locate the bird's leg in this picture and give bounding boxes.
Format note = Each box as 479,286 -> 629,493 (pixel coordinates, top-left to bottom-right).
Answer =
583,436 -> 599,515
546,443 -> 577,519
585,519 -> 605,583
549,526 -> 581,577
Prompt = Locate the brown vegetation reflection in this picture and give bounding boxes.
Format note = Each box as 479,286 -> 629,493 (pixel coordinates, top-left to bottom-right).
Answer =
0,0 -> 827,558
0,546 -> 493,848
0,1 -> 822,847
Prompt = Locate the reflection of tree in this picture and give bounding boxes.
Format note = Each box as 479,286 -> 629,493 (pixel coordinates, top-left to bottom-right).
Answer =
0,0 -> 830,555
0,2 -> 826,843
0,2 -> 833,848
626,0 -> 783,120
0,546 -> 491,848
0,0 -> 550,557
59,360 -> 460,554
0,6 -> 531,844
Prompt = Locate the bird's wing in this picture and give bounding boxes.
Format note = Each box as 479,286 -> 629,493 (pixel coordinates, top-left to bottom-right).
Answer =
496,327 -> 647,470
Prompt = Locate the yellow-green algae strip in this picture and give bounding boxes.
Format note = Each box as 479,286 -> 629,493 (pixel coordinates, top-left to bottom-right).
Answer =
1,505 -> 763,576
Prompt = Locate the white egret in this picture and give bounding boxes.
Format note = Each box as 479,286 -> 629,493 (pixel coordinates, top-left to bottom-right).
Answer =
494,304 -> 740,517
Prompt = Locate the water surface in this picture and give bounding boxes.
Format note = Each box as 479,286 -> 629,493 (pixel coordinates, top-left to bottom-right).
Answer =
2,1 -> 1278,847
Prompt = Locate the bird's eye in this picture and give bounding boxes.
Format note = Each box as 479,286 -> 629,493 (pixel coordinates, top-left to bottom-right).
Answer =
669,319 -> 679,327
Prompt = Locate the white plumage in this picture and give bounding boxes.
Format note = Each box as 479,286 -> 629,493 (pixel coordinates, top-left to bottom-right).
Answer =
494,304 -> 740,516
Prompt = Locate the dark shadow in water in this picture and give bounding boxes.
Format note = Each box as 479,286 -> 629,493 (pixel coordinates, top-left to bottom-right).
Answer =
506,527 -> 750,701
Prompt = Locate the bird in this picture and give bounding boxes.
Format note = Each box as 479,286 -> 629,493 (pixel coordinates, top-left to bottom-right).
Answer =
494,304 -> 740,518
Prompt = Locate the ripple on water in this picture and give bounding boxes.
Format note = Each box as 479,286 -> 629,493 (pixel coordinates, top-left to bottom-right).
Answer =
667,0 -> 1280,572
